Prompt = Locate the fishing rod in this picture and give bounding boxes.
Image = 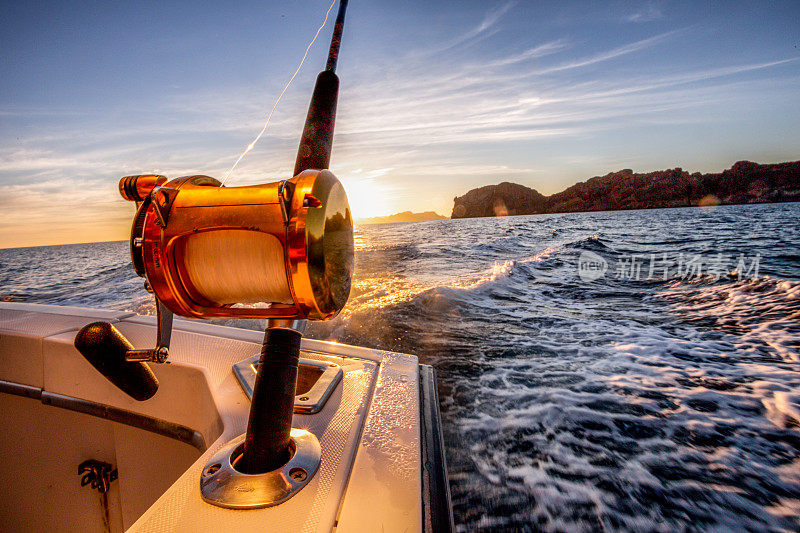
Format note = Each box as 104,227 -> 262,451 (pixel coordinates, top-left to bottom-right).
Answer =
75,0 -> 354,505
294,0 -> 348,176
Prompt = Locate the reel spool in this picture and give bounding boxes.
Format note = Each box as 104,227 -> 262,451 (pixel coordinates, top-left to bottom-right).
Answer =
121,170 -> 354,321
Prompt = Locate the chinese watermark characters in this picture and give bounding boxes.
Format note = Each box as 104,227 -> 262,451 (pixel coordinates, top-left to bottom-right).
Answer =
578,251 -> 760,282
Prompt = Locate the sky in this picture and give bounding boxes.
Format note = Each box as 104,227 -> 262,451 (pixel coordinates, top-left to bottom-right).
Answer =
1,0 -> 798,248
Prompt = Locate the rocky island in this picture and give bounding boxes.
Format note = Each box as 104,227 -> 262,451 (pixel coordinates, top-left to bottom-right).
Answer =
451,161 -> 800,218
358,211 -> 447,225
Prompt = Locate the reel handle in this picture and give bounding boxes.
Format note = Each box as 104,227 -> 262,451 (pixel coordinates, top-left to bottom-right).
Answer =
74,322 -> 159,401
73,300 -> 172,401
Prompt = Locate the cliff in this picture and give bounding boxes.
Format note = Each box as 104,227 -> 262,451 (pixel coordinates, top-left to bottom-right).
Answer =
451,161 -> 800,218
451,182 -> 548,218
358,211 -> 447,225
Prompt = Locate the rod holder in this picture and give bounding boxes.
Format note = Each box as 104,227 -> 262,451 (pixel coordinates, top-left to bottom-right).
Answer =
239,327 -> 302,474
200,326 -> 322,509
200,429 -> 321,509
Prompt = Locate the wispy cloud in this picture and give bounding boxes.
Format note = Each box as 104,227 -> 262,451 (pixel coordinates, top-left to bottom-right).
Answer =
425,0 -> 517,54
3,42 -> 793,183
487,39 -> 571,67
626,1 -> 664,23
535,29 -> 683,74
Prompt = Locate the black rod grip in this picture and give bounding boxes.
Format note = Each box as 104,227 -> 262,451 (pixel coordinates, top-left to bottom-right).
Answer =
74,322 -> 159,401
293,70 -> 339,176
239,327 -> 302,474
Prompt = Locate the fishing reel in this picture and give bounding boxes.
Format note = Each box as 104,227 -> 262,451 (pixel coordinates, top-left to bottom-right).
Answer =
120,170 -> 353,321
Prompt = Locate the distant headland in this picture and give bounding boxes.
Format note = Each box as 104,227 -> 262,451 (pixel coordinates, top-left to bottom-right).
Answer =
451,161 -> 800,219
358,211 -> 447,225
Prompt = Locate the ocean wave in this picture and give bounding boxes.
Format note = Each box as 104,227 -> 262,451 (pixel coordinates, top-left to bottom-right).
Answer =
659,276 -> 800,363
452,248 -> 556,290
0,293 -> 28,302
565,233 -> 612,252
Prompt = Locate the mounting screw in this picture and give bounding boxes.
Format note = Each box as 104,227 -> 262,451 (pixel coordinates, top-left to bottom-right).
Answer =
203,463 -> 221,477
299,396 -> 309,401
289,468 -> 307,482
154,346 -> 169,363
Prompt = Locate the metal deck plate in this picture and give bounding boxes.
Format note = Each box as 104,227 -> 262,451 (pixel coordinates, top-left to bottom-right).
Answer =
233,355 -> 343,414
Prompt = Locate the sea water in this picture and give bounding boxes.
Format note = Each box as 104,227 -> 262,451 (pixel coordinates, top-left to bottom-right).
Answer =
1,202 -> 798,531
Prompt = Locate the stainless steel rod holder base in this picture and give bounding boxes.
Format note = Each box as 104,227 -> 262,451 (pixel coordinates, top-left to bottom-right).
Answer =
200,429 -> 321,509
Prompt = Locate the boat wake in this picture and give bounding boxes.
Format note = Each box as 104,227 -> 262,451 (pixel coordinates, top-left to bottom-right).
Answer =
308,205 -> 800,531
660,276 -> 800,363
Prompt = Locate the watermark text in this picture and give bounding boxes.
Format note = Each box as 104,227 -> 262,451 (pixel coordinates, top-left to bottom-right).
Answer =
578,251 -> 760,282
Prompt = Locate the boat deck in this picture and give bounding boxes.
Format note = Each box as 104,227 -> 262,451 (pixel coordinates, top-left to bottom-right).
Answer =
0,302 -> 449,532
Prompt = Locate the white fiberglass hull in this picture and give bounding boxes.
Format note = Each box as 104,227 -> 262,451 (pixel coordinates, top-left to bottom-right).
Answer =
0,302 -> 451,532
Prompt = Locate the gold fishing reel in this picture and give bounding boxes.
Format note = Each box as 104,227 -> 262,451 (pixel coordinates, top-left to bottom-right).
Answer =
120,170 -> 354,321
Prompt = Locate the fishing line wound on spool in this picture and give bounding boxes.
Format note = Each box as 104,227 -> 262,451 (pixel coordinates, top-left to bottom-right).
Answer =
178,230 -> 293,306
